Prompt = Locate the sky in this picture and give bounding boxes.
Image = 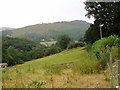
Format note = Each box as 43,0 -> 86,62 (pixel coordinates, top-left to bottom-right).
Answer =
0,0 -> 94,28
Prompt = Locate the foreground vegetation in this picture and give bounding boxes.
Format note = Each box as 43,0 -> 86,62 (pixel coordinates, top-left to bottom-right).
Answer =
2,47 -> 113,88
2,35 -> 119,88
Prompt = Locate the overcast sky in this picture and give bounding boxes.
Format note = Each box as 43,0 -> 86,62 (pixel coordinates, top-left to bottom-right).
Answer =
0,0 -> 94,28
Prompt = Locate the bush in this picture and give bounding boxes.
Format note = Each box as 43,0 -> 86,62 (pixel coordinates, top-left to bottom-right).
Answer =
57,34 -> 71,49
67,41 -> 85,49
44,47 -> 62,56
29,46 -> 45,59
67,41 -> 76,49
89,35 -> 120,68
74,42 -> 85,47
85,44 -> 92,51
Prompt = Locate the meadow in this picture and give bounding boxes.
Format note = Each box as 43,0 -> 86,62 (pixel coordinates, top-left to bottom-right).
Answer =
2,47 -> 113,88
40,41 -> 57,46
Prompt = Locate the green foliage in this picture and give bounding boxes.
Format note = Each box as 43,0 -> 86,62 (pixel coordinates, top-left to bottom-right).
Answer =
89,36 -> 120,68
91,36 -> 120,55
44,47 -> 62,56
57,34 -> 71,49
2,36 -> 46,66
85,44 -> 92,52
2,36 -> 63,66
67,41 -> 85,49
74,42 -> 85,47
30,80 -> 46,88
72,59 -> 97,74
29,46 -> 45,59
67,41 -> 76,49
3,46 -> 24,65
2,36 -> 38,51
84,24 -> 100,44
84,2 -> 120,43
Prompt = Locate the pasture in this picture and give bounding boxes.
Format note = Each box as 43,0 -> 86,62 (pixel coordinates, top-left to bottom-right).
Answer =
2,47 -> 112,88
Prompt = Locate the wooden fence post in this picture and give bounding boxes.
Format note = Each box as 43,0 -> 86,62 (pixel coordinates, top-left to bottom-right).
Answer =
108,52 -> 113,79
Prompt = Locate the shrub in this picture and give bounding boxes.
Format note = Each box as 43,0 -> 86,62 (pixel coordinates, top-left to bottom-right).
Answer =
67,41 -> 76,49
44,47 -> 62,56
67,41 -> 85,49
29,46 -> 45,59
85,44 -> 92,51
74,42 -> 85,47
57,34 -> 71,49
89,35 -> 120,68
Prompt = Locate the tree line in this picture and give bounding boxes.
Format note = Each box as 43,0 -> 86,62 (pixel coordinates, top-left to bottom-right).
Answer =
84,1 -> 120,44
83,1 -> 120,69
2,35 -> 85,66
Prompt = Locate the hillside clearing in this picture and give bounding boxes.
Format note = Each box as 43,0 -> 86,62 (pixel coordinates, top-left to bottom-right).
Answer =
40,41 -> 56,46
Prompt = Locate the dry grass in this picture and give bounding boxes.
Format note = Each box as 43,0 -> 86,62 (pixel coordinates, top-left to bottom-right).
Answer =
45,70 -> 113,88
3,67 -> 112,88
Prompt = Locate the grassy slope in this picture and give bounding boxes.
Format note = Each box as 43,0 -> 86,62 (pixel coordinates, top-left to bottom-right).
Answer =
13,24 -> 79,36
3,47 -> 112,88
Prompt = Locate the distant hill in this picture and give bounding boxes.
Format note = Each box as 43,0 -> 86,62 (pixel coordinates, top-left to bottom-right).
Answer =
12,20 -> 90,41
0,27 -> 14,31
0,27 -> 14,36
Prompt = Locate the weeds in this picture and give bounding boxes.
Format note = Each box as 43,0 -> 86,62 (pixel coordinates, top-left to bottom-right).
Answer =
72,60 -> 98,74
44,66 -> 62,75
29,80 -> 46,88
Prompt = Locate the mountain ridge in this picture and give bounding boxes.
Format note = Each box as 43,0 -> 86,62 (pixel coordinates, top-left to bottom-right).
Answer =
5,20 -> 90,41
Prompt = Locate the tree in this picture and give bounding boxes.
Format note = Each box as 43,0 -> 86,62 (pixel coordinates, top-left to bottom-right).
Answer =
84,24 -> 100,43
2,36 -> 46,66
5,46 -> 24,65
44,47 -> 62,56
29,46 -> 45,59
57,34 -> 71,49
84,2 -> 120,43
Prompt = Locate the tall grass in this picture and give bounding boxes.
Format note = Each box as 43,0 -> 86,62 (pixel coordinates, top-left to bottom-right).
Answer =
2,46 -> 113,88
72,60 -> 98,74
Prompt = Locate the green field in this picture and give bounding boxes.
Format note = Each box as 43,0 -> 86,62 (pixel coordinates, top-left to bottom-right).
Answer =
40,41 -> 57,46
2,47 -> 112,88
